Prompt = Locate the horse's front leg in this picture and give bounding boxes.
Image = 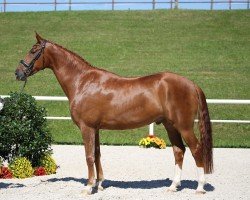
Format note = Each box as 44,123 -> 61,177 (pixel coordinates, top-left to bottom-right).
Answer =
81,125 -> 96,195
95,131 -> 104,191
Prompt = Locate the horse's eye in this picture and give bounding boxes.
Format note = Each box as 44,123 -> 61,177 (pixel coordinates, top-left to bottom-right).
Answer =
30,47 -> 37,54
30,45 -> 39,54
30,49 -> 35,54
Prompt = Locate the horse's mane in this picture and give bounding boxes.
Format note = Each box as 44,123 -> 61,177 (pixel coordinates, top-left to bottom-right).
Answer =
47,40 -> 93,68
46,40 -> 120,77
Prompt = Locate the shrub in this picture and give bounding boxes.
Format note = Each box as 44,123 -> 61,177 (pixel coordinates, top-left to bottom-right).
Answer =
9,157 -> 34,179
0,167 -> 13,179
39,154 -> 57,175
0,92 -> 52,166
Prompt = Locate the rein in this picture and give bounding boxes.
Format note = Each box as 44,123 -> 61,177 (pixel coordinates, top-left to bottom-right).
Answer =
20,79 -> 27,93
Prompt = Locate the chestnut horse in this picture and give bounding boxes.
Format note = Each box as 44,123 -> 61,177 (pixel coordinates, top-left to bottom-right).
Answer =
15,33 -> 213,194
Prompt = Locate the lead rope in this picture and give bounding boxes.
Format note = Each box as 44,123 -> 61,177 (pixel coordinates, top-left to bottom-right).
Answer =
20,79 -> 27,93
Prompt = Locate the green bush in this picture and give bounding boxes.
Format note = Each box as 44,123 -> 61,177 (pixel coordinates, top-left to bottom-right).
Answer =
39,154 -> 57,175
9,157 -> 34,179
0,92 -> 52,166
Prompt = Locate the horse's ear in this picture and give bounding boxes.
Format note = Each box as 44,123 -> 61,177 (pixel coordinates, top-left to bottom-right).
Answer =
35,32 -> 43,43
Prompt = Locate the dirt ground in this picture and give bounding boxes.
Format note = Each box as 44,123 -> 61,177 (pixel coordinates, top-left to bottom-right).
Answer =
1,145 -> 249,200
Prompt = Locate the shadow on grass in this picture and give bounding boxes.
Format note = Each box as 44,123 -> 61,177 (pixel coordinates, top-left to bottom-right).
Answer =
46,177 -> 214,192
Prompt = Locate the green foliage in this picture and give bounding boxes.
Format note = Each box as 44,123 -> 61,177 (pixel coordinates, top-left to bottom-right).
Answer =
9,157 -> 34,179
38,154 -> 57,175
0,92 -> 52,166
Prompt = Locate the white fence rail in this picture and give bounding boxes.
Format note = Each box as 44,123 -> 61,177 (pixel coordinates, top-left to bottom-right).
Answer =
1,95 -> 250,131
2,95 -> 250,104
1,0 -> 250,12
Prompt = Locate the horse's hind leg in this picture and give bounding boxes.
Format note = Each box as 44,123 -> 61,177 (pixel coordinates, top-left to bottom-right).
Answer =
180,128 -> 206,194
163,122 -> 186,192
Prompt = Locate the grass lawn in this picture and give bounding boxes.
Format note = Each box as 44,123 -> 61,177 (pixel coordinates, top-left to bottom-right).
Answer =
0,10 -> 249,147
49,120 -> 250,148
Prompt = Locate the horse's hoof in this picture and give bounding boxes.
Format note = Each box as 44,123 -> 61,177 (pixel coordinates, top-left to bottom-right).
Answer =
167,186 -> 177,192
82,186 -> 92,195
95,180 -> 104,191
195,189 -> 206,194
98,185 -> 104,191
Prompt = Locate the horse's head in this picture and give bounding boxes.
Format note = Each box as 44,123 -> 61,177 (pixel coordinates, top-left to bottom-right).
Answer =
15,33 -> 48,81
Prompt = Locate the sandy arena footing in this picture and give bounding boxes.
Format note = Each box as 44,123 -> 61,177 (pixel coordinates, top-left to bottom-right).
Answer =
1,145 -> 249,200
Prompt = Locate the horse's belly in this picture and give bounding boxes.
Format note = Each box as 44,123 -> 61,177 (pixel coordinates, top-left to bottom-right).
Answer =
99,108 -> 163,130
100,120 -> 151,130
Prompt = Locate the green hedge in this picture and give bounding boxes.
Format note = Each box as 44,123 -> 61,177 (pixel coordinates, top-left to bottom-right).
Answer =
0,92 -> 52,166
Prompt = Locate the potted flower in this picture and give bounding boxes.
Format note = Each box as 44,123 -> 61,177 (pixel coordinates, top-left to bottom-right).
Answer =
139,135 -> 166,149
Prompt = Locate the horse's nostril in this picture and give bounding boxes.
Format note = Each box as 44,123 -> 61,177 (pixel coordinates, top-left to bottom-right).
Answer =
15,69 -> 26,81
15,70 -> 20,77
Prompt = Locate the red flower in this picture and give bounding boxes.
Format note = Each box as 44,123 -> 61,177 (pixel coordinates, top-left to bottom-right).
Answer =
0,167 -> 13,179
34,166 -> 46,176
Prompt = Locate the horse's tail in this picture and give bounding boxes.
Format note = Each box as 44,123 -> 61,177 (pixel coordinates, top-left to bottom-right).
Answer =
196,86 -> 213,174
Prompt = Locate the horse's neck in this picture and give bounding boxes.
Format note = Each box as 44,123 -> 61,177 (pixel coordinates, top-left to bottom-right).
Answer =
47,43 -> 92,101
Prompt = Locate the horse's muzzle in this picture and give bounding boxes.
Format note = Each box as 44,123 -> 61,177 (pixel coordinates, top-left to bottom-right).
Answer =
15,69 -> 26,81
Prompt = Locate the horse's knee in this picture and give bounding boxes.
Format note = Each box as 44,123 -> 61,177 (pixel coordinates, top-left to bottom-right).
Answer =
86,156 -> 95,165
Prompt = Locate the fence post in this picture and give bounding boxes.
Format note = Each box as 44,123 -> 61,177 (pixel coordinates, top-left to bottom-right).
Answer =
229,0 -> 231,10
112,0 -> 114,10
152,0 -> 155,10
3,0 -> 6,12
248,0 -> 250,9
69,0 -> 71,11
210,0 -> 214,10
174,0 -> 178,9
54,0 -> 57,11
149,123 -> 154,136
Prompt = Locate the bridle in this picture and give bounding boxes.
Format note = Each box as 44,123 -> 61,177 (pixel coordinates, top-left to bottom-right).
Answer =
19,40 -> 47,76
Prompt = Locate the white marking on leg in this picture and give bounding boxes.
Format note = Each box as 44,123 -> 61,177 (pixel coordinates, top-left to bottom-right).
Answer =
168,164 -> 182,192
82,185 -> 93,195
95,180 -> 104,191
196,167 -> 206,194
